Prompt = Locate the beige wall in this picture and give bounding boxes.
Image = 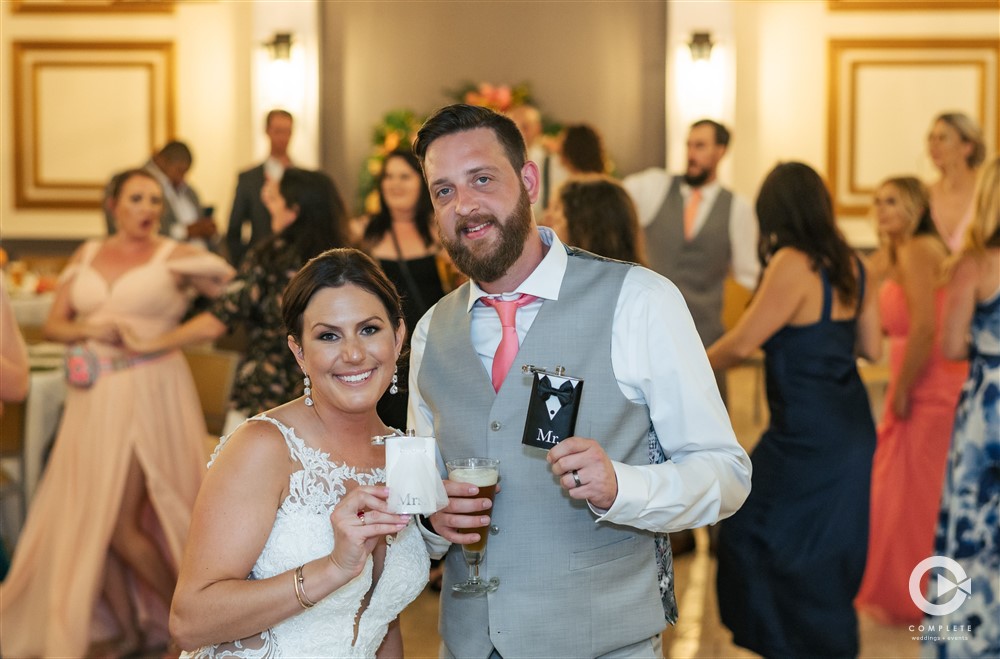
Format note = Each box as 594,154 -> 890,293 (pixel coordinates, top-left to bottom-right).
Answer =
319,0 -> 668,214
0,1 -> 254,240
2,0 -> 996,247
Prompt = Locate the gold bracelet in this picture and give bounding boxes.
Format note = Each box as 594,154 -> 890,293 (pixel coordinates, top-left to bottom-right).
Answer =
293,565 -> 316,609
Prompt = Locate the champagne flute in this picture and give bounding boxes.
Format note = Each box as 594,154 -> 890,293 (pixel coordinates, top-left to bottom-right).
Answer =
445,457 -> 500,593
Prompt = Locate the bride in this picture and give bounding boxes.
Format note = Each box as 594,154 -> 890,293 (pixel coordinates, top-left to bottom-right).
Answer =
168,248 -> 429,658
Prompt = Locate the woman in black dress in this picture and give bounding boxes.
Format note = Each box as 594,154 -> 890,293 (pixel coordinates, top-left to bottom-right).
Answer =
706,162 -> 882,658
352,149 -> 450,431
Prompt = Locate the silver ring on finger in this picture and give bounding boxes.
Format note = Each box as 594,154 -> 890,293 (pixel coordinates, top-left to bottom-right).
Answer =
357,510 -> 367,525
571,470 -> 582,488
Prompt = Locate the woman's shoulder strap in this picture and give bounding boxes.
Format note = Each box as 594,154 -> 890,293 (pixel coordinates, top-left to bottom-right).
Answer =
819,265 -> 833,322
854,253 -> 866,313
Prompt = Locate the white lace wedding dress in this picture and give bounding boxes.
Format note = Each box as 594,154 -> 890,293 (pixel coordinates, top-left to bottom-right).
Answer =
184,415 -> 430,658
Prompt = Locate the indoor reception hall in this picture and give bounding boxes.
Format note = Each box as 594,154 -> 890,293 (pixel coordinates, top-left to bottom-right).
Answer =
1,0 -> 998,657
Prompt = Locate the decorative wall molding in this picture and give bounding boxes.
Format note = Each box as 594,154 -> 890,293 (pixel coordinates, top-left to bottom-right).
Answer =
827,38 -> 999,216
13,41 -> 175,209
10,0 -> 174,13
828,1 -> 999,11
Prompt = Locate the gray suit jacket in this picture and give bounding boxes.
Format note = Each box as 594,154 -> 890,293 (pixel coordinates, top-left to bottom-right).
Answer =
226,164 -> 273,267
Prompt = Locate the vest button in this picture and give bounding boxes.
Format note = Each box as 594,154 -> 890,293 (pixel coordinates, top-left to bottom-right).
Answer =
490,525 -> 500,536
490,420 -> 501,431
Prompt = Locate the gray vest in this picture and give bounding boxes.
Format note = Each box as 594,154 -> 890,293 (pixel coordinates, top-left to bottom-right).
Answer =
419,249 -> 665,658
644,177 -> 732,345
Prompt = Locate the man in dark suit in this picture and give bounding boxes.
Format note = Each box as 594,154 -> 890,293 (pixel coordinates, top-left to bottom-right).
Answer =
225,109 -> 293,266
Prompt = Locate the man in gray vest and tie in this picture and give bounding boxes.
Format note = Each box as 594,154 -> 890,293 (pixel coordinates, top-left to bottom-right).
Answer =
408,104 -> 751,659
624,120 -> 759,404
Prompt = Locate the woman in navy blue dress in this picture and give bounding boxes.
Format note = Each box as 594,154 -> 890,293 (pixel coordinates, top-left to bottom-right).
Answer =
707,162 -> 882,658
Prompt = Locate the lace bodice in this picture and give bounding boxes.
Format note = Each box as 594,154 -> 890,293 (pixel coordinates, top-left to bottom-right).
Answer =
184,415 -> 430,659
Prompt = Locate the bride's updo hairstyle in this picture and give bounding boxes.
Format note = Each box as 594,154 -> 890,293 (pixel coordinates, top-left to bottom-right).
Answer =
282,247 -> 404,345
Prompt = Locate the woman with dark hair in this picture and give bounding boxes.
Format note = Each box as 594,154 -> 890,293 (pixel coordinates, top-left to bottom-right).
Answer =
351,150 -> 448,430
0,169 -> 234,658
122,168 -> 350,433
170,248 -> 430,657
856,175 -> 969,624
556,123 -> 608,176
706,162 -> 881,657
543,175 -> 646,264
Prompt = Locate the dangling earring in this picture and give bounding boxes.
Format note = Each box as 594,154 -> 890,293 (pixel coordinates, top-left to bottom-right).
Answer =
303,374 -> 313,407
389,365 -> 399,395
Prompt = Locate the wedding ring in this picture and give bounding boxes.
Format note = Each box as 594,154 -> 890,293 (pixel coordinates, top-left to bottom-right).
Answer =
571,470 -> 582,488
357,510 -> 367,525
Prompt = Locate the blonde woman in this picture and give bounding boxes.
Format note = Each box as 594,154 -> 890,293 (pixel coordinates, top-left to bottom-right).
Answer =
855,176 -> 967,624
924,156 -> 1000,658
927,112 -> 986,252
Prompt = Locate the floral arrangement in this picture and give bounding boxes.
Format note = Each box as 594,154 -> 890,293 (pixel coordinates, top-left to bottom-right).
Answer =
357,81 -> 557,214
446,80 -> 535,113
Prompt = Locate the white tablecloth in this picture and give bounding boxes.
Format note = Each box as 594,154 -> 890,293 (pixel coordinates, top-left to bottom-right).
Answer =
10,292 -> 54,327
1,351 -> 66,543
24,366 -> 66,501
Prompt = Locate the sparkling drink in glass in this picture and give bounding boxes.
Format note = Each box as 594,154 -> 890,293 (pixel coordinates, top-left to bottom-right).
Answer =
445,457 -> 500,593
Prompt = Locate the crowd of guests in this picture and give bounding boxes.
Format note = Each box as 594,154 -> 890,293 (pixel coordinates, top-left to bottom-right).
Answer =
0,104 -> 995,659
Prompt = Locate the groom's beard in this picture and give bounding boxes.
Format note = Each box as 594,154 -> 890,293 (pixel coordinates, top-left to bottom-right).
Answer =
439,187 -> 533,285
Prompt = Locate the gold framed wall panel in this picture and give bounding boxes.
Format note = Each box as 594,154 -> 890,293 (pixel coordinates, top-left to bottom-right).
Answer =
828,1 -> 1000,10
13,41 -> 176,209
827,38 -> 999,216
10,0 -> 174,13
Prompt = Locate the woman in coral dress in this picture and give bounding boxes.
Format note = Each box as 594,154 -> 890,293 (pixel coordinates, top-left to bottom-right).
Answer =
0,169 -> 234,657
856,176 -> 967,625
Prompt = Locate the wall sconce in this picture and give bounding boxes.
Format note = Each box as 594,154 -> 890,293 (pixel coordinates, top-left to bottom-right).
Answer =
264,32 -> 293,61
688,32 -> 714,62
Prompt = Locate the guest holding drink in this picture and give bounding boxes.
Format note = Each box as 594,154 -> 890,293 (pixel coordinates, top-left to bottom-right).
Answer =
408,104 -> 750,657
856,176 -> 968,624
170,248 -> 429,658
0,169 -> 234,658
923,156 -> 1000,658
706,162 -> 881,657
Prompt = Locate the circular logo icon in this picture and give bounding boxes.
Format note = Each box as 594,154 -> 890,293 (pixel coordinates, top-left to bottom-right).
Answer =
909,556 -> 971,616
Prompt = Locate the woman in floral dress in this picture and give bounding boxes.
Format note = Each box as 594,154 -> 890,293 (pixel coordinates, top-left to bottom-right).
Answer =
923,156 -> 1000,658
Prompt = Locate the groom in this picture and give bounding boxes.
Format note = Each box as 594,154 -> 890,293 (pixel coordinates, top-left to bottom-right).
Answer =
408,104 -> 751,658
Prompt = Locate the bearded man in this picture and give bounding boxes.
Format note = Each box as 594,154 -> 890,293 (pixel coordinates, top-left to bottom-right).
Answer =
623,120 -> 759,404
407,104 -> 751,659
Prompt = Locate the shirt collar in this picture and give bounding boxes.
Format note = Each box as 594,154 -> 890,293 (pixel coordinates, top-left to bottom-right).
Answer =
681,178 -> 721,202
464,226 -> 568,312
145,159 -> 189,198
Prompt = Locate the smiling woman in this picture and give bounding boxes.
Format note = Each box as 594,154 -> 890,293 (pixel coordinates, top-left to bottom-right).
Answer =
169,248 -> 431,658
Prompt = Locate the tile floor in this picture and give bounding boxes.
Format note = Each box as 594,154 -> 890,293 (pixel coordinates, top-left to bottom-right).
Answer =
399,363 -> 923,658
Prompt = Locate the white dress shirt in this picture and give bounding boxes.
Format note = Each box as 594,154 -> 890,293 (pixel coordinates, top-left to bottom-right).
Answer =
623,168 -> 760,291
408,228 -> 752,534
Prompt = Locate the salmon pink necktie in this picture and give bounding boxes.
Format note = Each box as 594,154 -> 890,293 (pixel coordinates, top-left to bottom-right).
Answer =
481,294 -> 538,392
684,187 -> 702,241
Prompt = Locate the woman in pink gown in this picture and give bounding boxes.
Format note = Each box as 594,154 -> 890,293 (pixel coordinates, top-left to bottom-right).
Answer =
0,169 -> 234,657
856,176 -> 967,625
927,112 -> 985,253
